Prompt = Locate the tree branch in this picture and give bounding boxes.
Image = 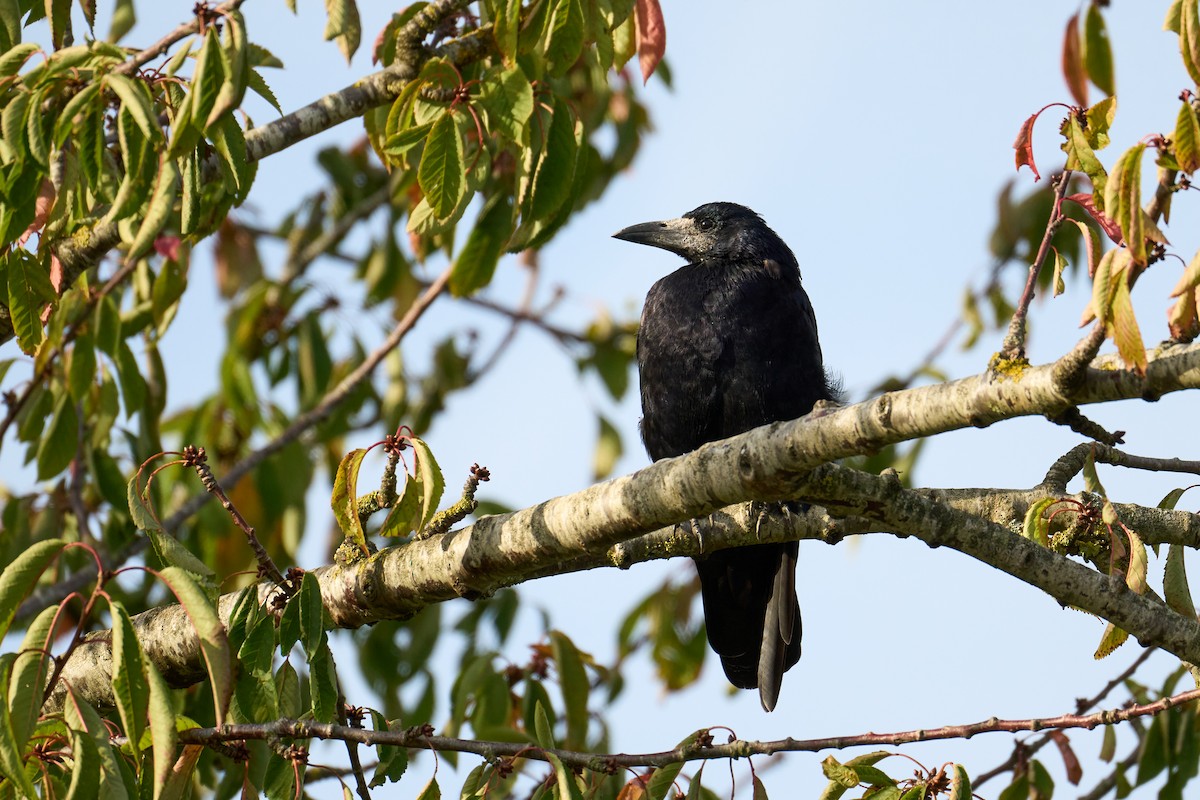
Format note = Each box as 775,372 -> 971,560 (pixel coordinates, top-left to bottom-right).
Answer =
1,0 -> 483,346
44,343 -> 1200,708
173,686 -> 1200,770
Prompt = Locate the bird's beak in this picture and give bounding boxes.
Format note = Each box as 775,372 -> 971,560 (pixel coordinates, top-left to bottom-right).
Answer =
612,217 -> 697,258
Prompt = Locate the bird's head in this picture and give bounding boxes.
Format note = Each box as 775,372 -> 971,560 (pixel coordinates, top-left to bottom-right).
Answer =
612,202 -> 797,272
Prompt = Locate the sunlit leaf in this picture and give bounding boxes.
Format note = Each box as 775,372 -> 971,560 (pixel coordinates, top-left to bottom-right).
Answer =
418,112 -> 465,220
331,448 -> 369,552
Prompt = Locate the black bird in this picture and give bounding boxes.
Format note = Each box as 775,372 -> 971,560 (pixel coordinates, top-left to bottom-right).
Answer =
614,202 -> 833,711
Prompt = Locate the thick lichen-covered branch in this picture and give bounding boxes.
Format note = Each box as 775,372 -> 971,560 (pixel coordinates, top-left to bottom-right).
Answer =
46,343 -> 1200,708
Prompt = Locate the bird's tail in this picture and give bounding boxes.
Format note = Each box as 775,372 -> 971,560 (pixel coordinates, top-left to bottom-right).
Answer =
695,541 -> 803,712
757,544 -> 800,711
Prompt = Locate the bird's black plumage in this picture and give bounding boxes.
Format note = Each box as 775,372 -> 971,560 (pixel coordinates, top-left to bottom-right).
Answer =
614,202 -> 833,711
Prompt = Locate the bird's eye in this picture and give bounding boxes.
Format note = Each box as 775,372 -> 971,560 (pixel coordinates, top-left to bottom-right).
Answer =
697,218 -> 715,231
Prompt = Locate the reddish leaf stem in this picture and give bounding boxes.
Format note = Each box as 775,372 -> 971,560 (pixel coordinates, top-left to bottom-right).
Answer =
1000,170 -> 1074,361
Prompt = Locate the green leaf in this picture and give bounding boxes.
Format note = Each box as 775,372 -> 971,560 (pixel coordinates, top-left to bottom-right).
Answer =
1061,116 -> 1106,202
1104,144 -> 1146,264
450,194 -> 513,296
9,605 -> 56,751
418,112 -> 465,220
308,643 -> 339,722
544,752 -> 584,800
297,313 -> 333,407
379,468 -> 422,538
1176,100 -> 1200,174
94,294 -> 121,356
115,340 -> 147,416
67,333 -> 96,401
145,655 -> 177,800
36,390 -> 78,480
110,600 -> 149,763
822,755 -> 861,789
127,469 -> 163,533
1183,0 -> 1200,85
493,0 -> 520,62
410,436 -> 445,533
550,631 -> 589,749
533,700 -> 555,749
1083,5 -> 1114,96
1124,526 -> 1148,594
6,249 -> 55,354
478,64 -> 534,142
205,10 -> 249,127
544,0 -> 586,76
0,540 -> 66,645
127,152 -> 180,260
47,0 -> 71,49
246,68 -> 282,114
383,120 -> 434,157
530,96 -> 580,222
158,566 -> 232,726
64,684 -> 130,798
0,656 -> 38,798
298,571 -> 325,660
107,0 -> 135,42
415,777 -> 441,800
105,73 -> 161,142
148,530 -> 217,593
1100,724 -> 1116,762
209,113 -> 254,198
1165,544 -> 1196,618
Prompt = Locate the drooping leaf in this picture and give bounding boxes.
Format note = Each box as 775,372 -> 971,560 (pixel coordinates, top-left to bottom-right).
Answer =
418,111 -> 465,220
36,390 -> 78,480
127,152 -> 180,259
449,194 -> 512,296
107,0 -> 135,42
158,566 -> 232,725
1061,12 -> 1088,106
1175,100 -> 1200,174
105,73 -> 161,142
110,599 -> 149,763
545,0 -> 586,76
6,248 -> 55,354
634,0 -> 665,84
1014,115 -> 1042,180
1083,5 -> 1114,96
331,448 -> 369,552
1108,274 -> 1147,375
324,0 -> 362,61
410,436 -> 445,533
1094,621 -> 1128,659
1165,542 -> 1196,625
1022,497 -> 1055,547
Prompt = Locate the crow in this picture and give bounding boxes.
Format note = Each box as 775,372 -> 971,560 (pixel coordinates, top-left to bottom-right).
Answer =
613,202 -> 833,711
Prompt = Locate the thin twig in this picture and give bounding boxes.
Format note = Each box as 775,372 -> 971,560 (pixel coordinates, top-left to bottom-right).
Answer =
182,445 -> 288,588
1000,170 -> 1073,361
1042,443 -> 1200,492
114,0 -> 248,77
177,686 -> 1200,771
972,647 -> 1156,788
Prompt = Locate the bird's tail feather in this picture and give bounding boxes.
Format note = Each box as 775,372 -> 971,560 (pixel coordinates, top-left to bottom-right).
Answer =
757,545 -> 800,711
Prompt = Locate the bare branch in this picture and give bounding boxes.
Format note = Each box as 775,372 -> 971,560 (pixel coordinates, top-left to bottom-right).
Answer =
173,686 -> 1200,770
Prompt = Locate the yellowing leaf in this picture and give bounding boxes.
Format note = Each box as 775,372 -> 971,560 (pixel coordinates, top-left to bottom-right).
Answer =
331,448 -> 369,552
